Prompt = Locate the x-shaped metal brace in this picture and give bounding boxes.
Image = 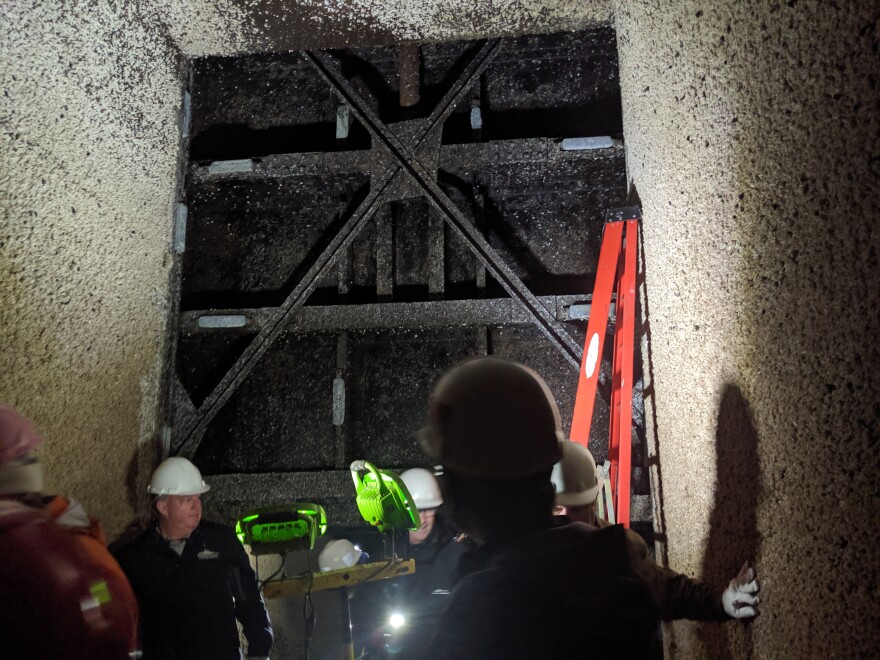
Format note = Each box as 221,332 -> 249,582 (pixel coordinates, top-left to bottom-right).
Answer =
175,41 -> 626,457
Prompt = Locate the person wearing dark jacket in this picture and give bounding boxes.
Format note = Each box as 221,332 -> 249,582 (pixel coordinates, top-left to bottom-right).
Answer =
389,468 -> 471,658
418,358 -> 660,659
552,441 -> 760,621
115,457 -> 272,660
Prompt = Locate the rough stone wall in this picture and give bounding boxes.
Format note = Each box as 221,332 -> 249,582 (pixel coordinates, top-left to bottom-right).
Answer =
615,1 -> 879,657
0,3 -> 183,535
157,0 -> 612,55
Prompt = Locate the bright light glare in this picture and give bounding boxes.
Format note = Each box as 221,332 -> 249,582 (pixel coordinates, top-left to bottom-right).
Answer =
389,612 -> 406,629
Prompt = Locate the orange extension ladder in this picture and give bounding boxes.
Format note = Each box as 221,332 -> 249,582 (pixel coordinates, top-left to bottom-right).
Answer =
570,207 -> 640,528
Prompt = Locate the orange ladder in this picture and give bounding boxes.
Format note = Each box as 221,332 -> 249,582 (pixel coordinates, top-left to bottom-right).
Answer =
570,207 -> 640,527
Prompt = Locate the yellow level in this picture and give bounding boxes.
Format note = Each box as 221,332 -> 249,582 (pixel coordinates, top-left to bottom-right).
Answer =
263,558 -> 416,599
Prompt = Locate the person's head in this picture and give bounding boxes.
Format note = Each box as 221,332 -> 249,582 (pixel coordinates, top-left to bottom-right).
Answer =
148,457 -> 210,539
418,357 -> 564,544
0,405 -> 44,498
400,467 -> 443,545
551,442 -> 603,524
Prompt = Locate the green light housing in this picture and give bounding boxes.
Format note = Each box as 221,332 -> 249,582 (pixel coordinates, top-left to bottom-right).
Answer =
235,502 -> 327,555
351,460 -> 419,532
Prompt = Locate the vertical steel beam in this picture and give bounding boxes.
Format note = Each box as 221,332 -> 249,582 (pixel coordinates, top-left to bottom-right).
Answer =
376,206 -> 394,298
399,43 -> 421,108
428,208 -> 445,296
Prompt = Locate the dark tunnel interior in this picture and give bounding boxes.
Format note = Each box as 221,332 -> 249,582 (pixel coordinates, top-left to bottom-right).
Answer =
172,27 -> 651,541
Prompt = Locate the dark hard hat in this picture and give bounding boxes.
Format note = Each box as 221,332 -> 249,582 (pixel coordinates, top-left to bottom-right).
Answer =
418,357 -> 564,478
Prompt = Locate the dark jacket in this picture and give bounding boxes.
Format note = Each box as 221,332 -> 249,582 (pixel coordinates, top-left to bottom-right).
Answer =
619,522 -> 726,622
400,523 -> 470,614
391,524 -> 472,658
115,520 -> 272,660
427,522 -> 659,659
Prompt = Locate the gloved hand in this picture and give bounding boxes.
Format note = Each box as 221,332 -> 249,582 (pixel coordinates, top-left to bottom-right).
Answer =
722,562 -> 760,618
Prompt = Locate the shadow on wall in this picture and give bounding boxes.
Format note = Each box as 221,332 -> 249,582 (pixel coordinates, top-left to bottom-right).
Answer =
698,383 -> 763,657
109,442 -> 159,549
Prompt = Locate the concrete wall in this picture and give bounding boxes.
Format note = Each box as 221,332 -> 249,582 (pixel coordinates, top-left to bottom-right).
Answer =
615,1 -> 879,656
0,3 -> 183,535
157,0 -> 612,55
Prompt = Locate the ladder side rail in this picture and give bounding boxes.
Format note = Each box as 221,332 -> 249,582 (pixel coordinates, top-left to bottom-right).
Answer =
570,221 -> 624,446
613,219 -> 639,528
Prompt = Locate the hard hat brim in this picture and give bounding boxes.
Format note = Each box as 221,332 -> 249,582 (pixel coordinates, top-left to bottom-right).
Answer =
555,480 -> 603,507
147,482 -> 211,496
419,424 -> 564,479
417,425 -> 442,463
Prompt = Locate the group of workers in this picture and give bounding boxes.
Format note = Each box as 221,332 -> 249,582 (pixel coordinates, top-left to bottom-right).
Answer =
0,356 -> 760,659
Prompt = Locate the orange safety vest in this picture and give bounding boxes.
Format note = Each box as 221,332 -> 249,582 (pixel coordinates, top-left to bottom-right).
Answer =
44,495 -> 141,651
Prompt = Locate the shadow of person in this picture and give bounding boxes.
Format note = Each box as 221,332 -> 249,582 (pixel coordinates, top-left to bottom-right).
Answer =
697,383 -> 763,658
108,442 -> 155,553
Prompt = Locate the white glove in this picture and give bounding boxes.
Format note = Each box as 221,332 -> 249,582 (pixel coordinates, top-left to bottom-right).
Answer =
722,562 -> 760,618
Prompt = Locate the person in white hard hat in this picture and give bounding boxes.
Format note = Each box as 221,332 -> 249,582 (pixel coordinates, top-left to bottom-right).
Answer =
114,457 -> 273,660
381,467 -> 472,659
552,441 -> 761,622
419,357 -> 660,659
401,467 -> 444,545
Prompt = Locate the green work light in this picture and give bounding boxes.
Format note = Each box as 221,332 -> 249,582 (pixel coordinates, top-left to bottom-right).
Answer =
350,460 -> 419,532
235,502 -> 327,555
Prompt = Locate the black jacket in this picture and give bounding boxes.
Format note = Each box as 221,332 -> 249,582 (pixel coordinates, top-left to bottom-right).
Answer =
115,520 -> 272,660
398,524 -> 470,618
427,522 -> 659,659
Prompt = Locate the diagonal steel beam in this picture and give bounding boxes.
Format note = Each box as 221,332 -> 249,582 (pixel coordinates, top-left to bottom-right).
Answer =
306,49 -> 585,370
174,41 -> 502,457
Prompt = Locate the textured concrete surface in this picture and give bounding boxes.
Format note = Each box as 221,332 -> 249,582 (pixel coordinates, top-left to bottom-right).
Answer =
158,0 -> 612,55
616,1 -> 879,656
0,3 -> 182,535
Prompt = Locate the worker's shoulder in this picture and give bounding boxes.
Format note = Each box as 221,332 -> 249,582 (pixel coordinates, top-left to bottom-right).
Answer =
590,522 -> 649,560
111,527 -> 159,568
554,519 -> 630,547
540,522 -> 640,576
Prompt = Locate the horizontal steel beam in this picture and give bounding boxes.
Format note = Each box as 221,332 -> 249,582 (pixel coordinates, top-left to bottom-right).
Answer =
180,296 -> 603,334
190,138 -> 623,182
202,471 -> 652,524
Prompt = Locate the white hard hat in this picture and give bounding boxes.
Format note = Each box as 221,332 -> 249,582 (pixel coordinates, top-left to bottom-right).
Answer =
400,468 -> 443,509
318,539 -> 363,571
419,358 -> 564,479
147,457 -> 210,496
552,442 -> 602,507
